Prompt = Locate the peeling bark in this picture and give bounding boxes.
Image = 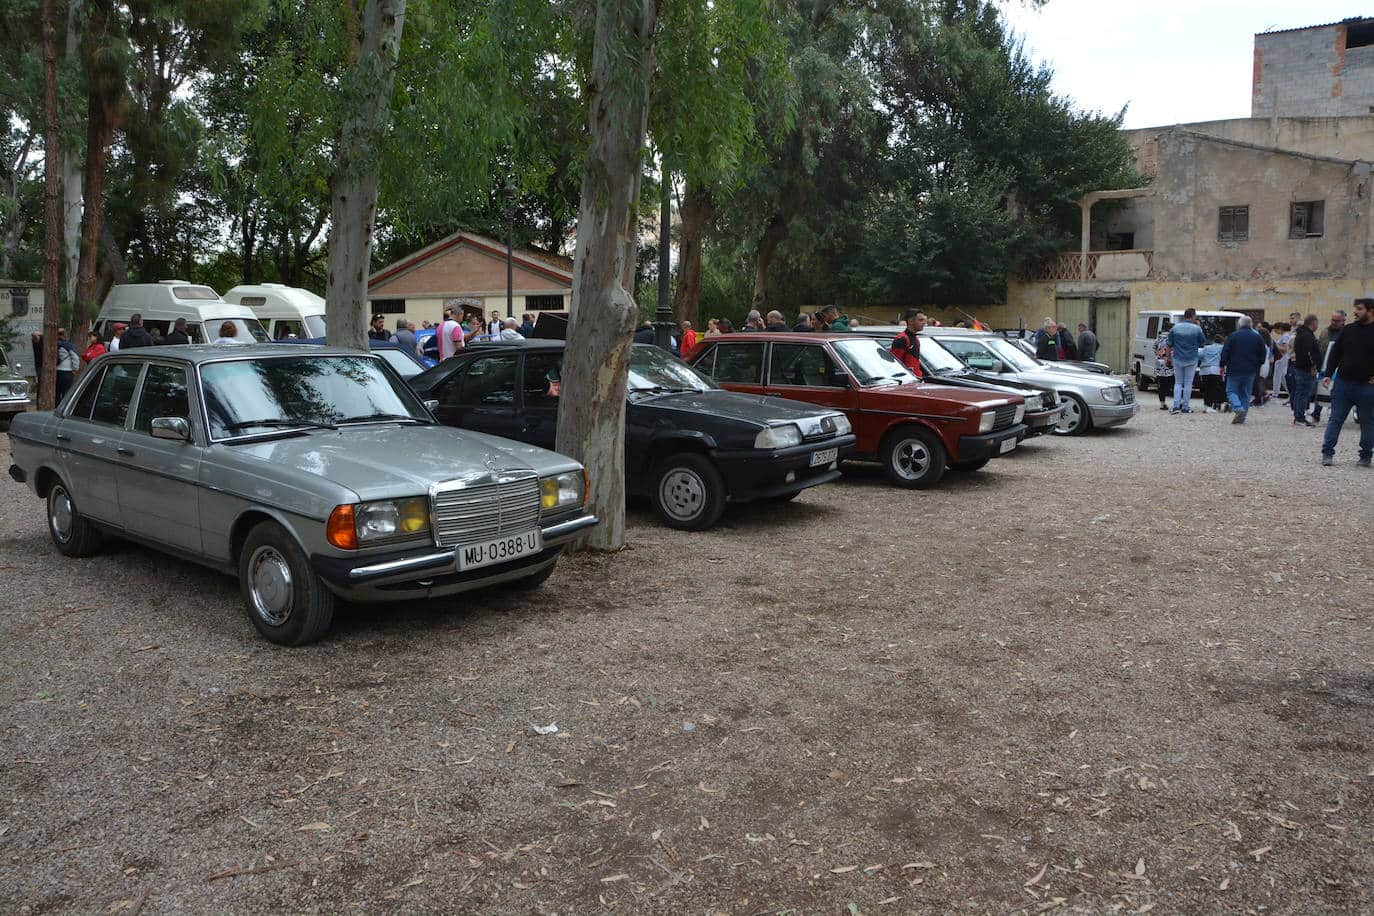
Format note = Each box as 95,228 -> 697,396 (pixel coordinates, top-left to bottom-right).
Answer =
39,0 -> 60,410
325,0 -> 406,351
556,0 -> 660,552
61,0 -> 83,306
752,214 -> 789,310
73,0 -> 123,346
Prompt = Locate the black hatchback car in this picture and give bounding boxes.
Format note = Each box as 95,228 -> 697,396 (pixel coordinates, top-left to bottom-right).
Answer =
407,342 -> 857,531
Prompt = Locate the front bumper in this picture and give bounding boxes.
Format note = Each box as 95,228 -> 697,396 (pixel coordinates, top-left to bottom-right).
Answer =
956,424 -> 1027,461
1021,407 -> 1064,438
711,433 -> 857,502
1089,401 -> 1139,427
310,511 -> 598,601
0,398 -> 30,416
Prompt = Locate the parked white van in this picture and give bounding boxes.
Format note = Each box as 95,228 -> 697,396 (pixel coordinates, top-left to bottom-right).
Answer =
224,283 -> 327,340
1131,309 -> 1245,389
94,281 -> 269,344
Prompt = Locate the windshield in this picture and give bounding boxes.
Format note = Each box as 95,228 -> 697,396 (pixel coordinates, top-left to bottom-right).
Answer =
374,348 -> 421,378
832,338 -> 917,387
304,315 -> 327,337
984,338 -> 1042,371
918,337 -> 970,373
201,354 -> 427,439
209,317 -> 271,343
627,345 -> 714,396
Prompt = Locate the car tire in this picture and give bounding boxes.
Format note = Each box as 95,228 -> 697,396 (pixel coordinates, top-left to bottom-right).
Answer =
503,553 -> 561,590
651,452 -> 727,530
948,457 -> 991,472
239,521 -> 335,647
1135,368 -> 1150,392
46,480 -> 103,557
880,426 -> 946,489
1053,393 -> 1091,436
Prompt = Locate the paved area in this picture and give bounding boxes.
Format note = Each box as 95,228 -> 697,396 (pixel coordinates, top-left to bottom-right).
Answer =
1,401 -> 1371,913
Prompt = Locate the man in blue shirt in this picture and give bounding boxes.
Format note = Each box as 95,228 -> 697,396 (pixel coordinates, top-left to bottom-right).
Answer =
1166,307 -> 1208,414
1219,316 -> 1268,424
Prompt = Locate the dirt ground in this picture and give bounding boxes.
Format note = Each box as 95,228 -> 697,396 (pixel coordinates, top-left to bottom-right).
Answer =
1,401 -> 1372,914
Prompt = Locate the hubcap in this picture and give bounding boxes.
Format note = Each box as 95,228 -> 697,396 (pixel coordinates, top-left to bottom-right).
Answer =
659,467 -> 706,521
892,438 -> 931,480
49,486 -> 74,543
248,546 -> 294,626
1057,399 -> 1082,433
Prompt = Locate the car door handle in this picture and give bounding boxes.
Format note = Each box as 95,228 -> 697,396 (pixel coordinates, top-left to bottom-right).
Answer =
55,433 -> 70,442
117,447 -> 134,457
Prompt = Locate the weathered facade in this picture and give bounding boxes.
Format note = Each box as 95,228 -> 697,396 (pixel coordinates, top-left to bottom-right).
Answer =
367,231 -> 573,328
1253,18 -> 1374,120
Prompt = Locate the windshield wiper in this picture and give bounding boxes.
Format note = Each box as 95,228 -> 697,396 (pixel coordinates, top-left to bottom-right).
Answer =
338,412 -> 426,425
629,385 -> 695,395
222,418 -> 338,432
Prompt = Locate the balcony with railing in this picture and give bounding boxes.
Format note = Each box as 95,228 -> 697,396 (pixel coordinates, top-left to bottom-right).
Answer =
1026,249 -> 1153,282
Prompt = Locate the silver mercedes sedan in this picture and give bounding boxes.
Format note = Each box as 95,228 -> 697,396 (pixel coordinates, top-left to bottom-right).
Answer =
6,345 -> 597,646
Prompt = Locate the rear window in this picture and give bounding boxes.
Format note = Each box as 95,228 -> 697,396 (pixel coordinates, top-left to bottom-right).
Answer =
172,286 -> 221,300
705,343 -> 764,384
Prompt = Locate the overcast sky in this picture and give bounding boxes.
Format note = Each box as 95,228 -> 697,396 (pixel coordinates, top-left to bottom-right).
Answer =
998,1 -> 1372,129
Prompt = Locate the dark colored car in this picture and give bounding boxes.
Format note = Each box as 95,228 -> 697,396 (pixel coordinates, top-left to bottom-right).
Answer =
407,341 -> 857,531
853,327 -> 1065,438
687,333 -> 1026,488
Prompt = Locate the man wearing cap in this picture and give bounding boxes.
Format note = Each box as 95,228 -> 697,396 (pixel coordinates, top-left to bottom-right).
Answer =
108,323 -> 126,351
120,313 -> 154,349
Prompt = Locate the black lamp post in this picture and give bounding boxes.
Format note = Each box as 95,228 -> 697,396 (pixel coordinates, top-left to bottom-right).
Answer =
501,182 -> 516,320
654,165 -> 674,351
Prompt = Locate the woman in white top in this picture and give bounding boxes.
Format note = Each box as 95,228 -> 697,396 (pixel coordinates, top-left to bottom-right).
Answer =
213,321 -> 245,345
1272,322 -> 1293,396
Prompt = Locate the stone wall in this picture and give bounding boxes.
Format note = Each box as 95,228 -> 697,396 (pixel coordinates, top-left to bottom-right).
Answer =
1253,22 -> 1374,119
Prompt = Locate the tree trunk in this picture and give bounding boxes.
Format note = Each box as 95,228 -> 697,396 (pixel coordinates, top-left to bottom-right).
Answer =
39,0 -> 61,411
752,214 -> 788,310
324,0 -> 406,351
555,0 -> 659,552
671,180 -> 712,326
61,0 -> 83,306
73,0 -> 122,346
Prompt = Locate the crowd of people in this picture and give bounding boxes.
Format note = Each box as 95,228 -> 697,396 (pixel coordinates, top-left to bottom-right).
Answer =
1151,303 -> 1372,466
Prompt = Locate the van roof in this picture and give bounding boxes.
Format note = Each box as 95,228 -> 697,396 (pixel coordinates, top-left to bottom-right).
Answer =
97,283 -> 257,321
1137,309 -> 1245,317
224,284 -> 326,314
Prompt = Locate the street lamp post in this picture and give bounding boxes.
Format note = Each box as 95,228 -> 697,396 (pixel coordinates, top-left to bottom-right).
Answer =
654,165 -> 674,351
502,182 -> 516,320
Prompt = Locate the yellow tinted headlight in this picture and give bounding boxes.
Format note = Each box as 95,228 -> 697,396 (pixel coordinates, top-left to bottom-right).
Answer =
540,478 -> 560,510
398,497 -> 429,533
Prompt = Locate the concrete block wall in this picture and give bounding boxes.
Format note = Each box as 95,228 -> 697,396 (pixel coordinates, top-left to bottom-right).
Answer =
1253,21 -> 1374,119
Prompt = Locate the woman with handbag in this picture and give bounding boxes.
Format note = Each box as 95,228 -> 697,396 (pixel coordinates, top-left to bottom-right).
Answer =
1154,325 -> 1175,410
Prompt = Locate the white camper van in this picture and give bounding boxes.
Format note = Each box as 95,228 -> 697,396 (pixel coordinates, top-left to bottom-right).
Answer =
94,282 -> 269,344
224,283 -> 327,340
1131,309 -> 1245,389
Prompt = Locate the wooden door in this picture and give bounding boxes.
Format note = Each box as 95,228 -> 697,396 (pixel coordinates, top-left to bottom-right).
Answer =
1093,298 -> 1130,373
1056,298 -> 1090,335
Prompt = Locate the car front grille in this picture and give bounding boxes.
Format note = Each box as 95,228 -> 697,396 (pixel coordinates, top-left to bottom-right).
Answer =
432,473 -> 542,549
1121,385 -> 1135,404
993,404 -> 1018,430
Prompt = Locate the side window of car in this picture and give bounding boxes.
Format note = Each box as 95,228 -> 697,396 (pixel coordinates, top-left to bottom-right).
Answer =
69,367 -> 106,419
133,365 -> 190,434
710,343 -> 765,383
941,340 -> 989,366
523,352 -> 562,408
274,319 -> 305,339
769,343 -> 845,387
453,355 -> 517,407
88,363 -> 142,427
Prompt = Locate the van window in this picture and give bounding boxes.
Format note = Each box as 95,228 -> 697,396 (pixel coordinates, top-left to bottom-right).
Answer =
172,286 -> 220,300
304,315 -> 326,337
208,317 -> 270,342
1146,317 -> 1159,338
273,319 -> 306,340
238,296 -> 268,307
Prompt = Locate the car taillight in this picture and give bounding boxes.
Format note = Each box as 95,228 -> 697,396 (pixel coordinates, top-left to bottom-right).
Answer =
326,504 -> 358,549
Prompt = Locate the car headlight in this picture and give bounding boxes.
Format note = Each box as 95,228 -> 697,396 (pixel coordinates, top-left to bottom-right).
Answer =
1,381 -> 26,398
830,413 -> 852,436
978,410 -> 996,433
540,470 -> 586,512
1014,403 -> 1025,424
754,424 -> 802,449
1026,393 -> 1043,411
1100,386 -> 1123,404
356,496 -> 431,542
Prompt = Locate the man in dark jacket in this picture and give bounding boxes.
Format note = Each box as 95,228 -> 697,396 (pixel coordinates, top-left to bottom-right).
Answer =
1320,298 -> 1374,467
164,317 -> 192,345
764,310 -> 790,332
1219,316 -> 1267,424
1311,309 -> 1346,421
1076,323 -> 1099,362
1289,315 -> 1321,426
120,313 -> 155,349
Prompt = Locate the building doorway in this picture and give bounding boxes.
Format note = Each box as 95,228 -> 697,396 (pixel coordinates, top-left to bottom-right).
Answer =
1056,296 -> 1129,373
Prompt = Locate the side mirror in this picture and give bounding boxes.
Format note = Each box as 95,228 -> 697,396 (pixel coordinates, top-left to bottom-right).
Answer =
150,416 -> 190,441
989,358 -> 1005,373
423,399 -> 439,411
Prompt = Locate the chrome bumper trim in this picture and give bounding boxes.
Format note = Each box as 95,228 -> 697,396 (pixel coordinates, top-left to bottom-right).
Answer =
541,514 -> 599,543
348,549 -> 456,581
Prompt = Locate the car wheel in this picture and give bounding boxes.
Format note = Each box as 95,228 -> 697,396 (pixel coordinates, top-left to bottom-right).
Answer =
1053,394 -> 1091,436
880,426 -> 947,489
503,553 -> 561,590
47,480 -> 102,557
239,521 -> 335,646
1135,368 -> 1150,392
948,457 -> 990,472
652,452 -> 727,530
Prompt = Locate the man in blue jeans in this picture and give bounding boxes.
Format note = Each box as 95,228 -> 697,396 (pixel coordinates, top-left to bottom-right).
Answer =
1167,307 -> 1207,414
1289,314 -> 1321,426
1219,316 -> 1267,424
1321,298 -> 1374,466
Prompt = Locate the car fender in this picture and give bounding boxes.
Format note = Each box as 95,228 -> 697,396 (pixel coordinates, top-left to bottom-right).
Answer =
647,428 -> 720,456
226,503 -> 321,570
869,412 -> 956,453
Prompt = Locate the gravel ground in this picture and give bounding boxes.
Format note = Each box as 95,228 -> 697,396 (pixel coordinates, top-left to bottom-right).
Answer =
1,400 -> 1372,914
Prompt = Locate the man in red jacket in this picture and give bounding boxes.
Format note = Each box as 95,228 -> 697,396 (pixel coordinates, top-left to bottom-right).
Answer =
890,309 -> 926,379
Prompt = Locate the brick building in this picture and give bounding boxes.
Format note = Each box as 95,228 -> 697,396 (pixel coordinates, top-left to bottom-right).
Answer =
367,230 -> 573,328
